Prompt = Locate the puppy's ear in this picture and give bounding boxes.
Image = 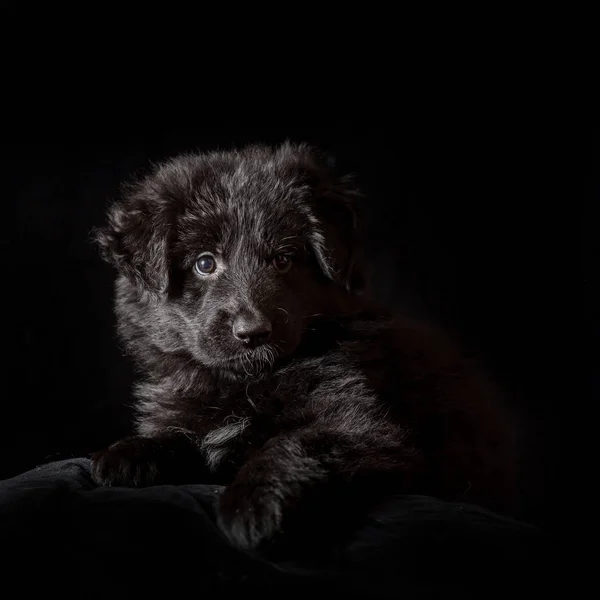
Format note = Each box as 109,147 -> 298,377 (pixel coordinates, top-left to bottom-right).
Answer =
93,182 -> 171,297
288,144 -> 366,294
310,180 -> 366,294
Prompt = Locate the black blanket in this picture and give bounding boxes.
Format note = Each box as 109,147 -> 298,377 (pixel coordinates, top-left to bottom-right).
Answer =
0,459 -> 557,598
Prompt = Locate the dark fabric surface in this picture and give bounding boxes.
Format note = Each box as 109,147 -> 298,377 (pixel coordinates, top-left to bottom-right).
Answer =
0,458 -> 558,598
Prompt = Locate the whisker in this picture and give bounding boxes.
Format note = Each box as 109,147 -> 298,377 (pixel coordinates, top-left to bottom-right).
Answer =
245,383 -> 258,412
240,353 -> 252,377
276,306 -> 290,324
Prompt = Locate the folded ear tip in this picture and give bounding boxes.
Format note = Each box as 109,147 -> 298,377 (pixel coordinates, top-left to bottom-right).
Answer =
347,264 -> 367,293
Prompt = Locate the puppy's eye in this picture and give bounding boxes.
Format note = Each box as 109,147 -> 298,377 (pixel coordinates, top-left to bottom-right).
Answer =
272,253 -> 293,273
195,253 -> 217,275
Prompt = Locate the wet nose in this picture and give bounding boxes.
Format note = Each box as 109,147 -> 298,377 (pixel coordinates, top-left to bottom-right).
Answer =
232,313 -> 272,347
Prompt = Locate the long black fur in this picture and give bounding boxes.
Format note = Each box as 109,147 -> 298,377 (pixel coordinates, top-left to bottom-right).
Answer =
91,142 -> 518,550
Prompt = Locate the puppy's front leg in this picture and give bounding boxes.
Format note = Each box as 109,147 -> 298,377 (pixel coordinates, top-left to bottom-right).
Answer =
91,432 -> 209,487
217,434 -> 326,549
217,426 -> 417,549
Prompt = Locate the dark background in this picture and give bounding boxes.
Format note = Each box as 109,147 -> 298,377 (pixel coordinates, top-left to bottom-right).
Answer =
0,109 -> 578,533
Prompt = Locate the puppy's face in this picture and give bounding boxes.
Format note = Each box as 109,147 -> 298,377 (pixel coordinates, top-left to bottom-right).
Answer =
96,143 -> 365,378
171,197 -> 323,373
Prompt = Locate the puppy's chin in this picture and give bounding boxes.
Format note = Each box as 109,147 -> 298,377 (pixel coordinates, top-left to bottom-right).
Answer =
195,342 -> 293,379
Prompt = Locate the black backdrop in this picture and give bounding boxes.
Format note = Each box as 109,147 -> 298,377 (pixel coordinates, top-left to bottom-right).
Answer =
0,114 -> 568,530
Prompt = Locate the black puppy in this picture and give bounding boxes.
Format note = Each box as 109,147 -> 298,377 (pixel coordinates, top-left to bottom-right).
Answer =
92,142 -> 517,549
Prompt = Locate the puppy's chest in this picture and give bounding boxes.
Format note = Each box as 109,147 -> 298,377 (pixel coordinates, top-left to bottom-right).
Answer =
200,413 -> 256,473
199,372 -> 319,473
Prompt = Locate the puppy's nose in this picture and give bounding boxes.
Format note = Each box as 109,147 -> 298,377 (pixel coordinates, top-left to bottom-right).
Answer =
232,314 -> 272,347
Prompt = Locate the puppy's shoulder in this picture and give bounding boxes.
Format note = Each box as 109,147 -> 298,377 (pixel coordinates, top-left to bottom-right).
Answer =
274,311 -> 394,381
321,310 -> 476,393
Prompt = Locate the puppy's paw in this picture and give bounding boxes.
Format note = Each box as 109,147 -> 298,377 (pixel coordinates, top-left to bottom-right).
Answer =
217,480 -> 284,550
91,436 -> 162,487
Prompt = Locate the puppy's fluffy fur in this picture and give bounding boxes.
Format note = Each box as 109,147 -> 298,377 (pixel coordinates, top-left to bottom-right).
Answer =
92,142 -> 517,549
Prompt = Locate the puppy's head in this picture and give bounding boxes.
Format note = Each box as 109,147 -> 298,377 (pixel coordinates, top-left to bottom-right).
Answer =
95,142 -> 366,377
